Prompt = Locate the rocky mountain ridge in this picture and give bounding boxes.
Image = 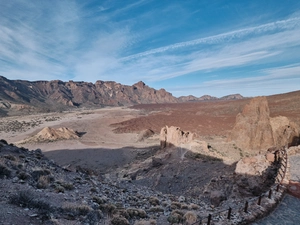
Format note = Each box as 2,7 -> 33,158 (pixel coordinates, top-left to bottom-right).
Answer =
0,76 -> 243,115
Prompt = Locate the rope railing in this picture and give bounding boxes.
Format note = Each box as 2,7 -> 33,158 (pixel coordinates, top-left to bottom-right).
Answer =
189,147 -> 288,225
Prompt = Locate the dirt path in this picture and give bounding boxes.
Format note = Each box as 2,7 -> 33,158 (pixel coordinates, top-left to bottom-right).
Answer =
253,154 -> 300,225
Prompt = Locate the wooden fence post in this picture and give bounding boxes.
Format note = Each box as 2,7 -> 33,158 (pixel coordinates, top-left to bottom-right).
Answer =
268,189 -> 272,199
244,201 -> 248,213
258,195 -> 262,205
227,207 -> 232,220
207,214 -> 211,225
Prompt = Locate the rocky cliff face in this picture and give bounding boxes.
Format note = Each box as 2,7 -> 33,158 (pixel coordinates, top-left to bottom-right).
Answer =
229,97 -> 300,151
0,76 -> 177,111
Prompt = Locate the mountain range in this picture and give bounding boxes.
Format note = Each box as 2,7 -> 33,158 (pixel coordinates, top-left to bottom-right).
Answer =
0,76 -> 243,115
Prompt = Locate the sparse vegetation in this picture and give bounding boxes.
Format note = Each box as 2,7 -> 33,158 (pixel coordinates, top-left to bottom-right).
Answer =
37,175 -> 50,189
62,203 -> 92,216
0,162 -> 11,178
9,190 -> 51,210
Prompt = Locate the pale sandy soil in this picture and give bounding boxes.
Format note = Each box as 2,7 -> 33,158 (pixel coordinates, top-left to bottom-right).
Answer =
1,107 -> 157,150
0,107 -> 162,172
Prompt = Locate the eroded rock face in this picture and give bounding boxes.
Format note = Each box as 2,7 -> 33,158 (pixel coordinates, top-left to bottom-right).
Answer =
160,126 -> 194,149
229,97 -> 274,151
270,116 -> 300,147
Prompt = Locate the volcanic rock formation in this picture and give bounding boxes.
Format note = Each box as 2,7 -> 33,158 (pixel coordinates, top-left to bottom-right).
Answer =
229,97 -> 274,151
229,96 -> 300,151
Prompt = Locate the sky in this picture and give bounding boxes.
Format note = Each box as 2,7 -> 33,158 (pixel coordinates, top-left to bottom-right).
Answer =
0,0 -> 300,97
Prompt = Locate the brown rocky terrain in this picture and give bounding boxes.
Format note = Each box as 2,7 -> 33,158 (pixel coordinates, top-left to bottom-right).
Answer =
0,76 -> 299,225
112,90 -> 300,138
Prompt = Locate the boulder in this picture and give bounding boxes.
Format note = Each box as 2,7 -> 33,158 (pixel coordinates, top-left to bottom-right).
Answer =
210,190 -> 226,207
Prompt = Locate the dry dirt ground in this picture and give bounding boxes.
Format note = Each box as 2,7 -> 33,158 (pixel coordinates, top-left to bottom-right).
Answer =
1,92 -> 299,195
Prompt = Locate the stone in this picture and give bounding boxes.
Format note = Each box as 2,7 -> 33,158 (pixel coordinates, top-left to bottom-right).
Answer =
210,190 -> 226,207
160,126 -> 194,149
266,153 -> 275,162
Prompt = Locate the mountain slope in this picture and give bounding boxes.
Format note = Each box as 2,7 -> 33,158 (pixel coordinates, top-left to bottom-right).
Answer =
0,76 -> 177,110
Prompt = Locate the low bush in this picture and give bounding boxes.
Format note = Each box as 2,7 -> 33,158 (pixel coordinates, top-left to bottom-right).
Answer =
9,190 -> 51,210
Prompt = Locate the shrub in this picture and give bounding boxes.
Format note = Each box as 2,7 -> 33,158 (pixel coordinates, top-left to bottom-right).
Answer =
9,190 -> 51,210
170,201 -> 182,210
134,219 -> 157,225
0,163 -> 11,178
3,155 -> 16,161
183,211 -> 197,225
84,210 -> 103,225
93,196 -> 107,204
99,203 -> 116,216
31,169 -> 51,181
18,172 -> 31,180
148,206 -> 164,213
149,196 -> 160,206
37,175 -> 50,189
63,203 -> 92,216
167,210 -> 184,224
110,216 -> 130,225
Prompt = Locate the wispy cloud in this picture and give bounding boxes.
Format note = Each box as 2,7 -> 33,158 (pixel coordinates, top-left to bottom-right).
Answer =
121,17 -> 300,61
0,1 -> 299,97
168,64 -> 300,97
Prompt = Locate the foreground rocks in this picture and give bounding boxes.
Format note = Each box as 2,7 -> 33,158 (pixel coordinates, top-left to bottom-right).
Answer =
0,138 -> 292,224
0,139 -> 211,225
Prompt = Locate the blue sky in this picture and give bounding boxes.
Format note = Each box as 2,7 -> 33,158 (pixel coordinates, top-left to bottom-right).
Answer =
0,0 -> 300,97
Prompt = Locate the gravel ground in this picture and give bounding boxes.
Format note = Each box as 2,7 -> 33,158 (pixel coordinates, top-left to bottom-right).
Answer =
253,154 -> 300,225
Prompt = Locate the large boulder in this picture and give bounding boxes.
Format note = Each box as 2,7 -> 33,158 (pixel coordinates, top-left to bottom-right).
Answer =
160,126 -> 194,149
